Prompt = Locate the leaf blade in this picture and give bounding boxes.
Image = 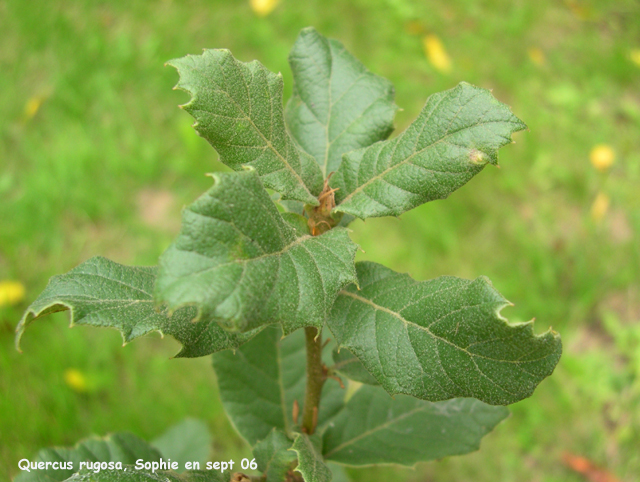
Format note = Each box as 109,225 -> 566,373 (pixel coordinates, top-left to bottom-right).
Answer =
212,326 -> 346,446
152,419 -> 211,472
286,27 -> 397,176
331,348 -> 379,386
322,385 -> 509,466
64,469 -> 227,482
156,170 -> 357,334
253,429 -> 297,482
14,432 -> 163,482
168,49 -> 322,204
15,257 -> 257,358
332,82 -> 526,218
327,262 -> 562,405
292,433 -> 332,482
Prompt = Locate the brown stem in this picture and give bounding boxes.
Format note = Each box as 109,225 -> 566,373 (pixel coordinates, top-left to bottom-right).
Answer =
301,326 -> 326,434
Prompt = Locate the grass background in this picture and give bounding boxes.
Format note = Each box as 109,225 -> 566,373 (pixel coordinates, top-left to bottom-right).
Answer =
1,0 -> 639,480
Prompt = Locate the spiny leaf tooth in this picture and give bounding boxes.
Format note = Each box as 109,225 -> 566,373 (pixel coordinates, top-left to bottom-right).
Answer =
168,47 -> 322,203
327,261 -> 562,406
16,257 -> 259,358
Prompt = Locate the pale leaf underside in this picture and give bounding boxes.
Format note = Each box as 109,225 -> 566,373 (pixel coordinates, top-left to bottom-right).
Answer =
332,82 -> 527,219
323,385 -> 508,466
327,262 -> 562,405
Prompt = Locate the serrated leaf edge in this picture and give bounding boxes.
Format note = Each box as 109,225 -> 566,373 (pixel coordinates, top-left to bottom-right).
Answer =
332,82 -> 527,218
166,52 -> 319,206
15,261 -> 168,353
332,273 -> 562,402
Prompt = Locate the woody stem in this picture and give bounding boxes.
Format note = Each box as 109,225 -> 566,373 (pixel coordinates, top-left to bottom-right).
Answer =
301,326 -> 326,434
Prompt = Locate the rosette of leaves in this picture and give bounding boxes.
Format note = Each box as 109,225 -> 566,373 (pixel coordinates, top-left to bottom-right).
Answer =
16,27 -> 561,482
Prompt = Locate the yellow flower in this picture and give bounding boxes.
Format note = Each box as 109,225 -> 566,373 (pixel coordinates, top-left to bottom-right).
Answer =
528,47 -> 546,67
22,95 -> 47,123
64,368 -> 89,393
250,0 -> 280,16
423,34 -> 452,74
630,49 -> 640,67
0,280 -> 26,307
591,192 -> 610,222
589,144 -> 615,172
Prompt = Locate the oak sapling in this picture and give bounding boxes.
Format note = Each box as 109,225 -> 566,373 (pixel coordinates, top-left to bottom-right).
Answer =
16,27 -> 562,482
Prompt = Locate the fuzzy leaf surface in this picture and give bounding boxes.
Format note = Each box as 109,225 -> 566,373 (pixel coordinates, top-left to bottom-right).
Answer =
14,432 -> 162,482
331,348 -> 378,386
212,326 -> 346,446
332,82 -> 526,218
253,429 -> 297,482
156,170 -> 357,334
292,433 -> 332,482
286,27 -> 397,176
64,470 -> 227,482
152,419 -> 211,472
168,49 -> 322,204
327,262 -> 562,405
15,257 -> 257,358
322,385 -> 508,466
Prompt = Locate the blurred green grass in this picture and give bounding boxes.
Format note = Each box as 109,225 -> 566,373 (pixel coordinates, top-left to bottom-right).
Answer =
1,0 -> 639,480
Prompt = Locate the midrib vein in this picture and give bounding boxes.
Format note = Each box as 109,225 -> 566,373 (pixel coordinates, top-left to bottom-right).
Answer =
324,406 -> 424,457
195,60 -> 314,198
339,290 -> 532,365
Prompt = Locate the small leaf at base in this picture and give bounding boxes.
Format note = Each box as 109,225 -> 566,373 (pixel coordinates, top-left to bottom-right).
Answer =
322,385 -> 508,466
253,429 -> 297,482
292,433 -> 332,482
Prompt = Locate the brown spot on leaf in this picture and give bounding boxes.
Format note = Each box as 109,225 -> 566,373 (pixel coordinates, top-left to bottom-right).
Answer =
469,149 -> 488,165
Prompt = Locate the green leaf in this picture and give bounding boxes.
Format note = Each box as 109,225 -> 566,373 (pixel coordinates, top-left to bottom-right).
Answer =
15,257 -> 257,358
168,49 -> 322,204
156,170 -> 358,334
286,27 -> 397,176
280,212 -> 311,235
253,429 -> 297,482
331,348 -> 379,386
332,82 -> 526,219
325,464 -> 350,482
14,432 -> 162,482
327,262 -> 562,406
63,469 -> 227,482
291,433 -> 332,482
322,385 -> 508,466
152,419 -> 211,472
212,326 -> 346,446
